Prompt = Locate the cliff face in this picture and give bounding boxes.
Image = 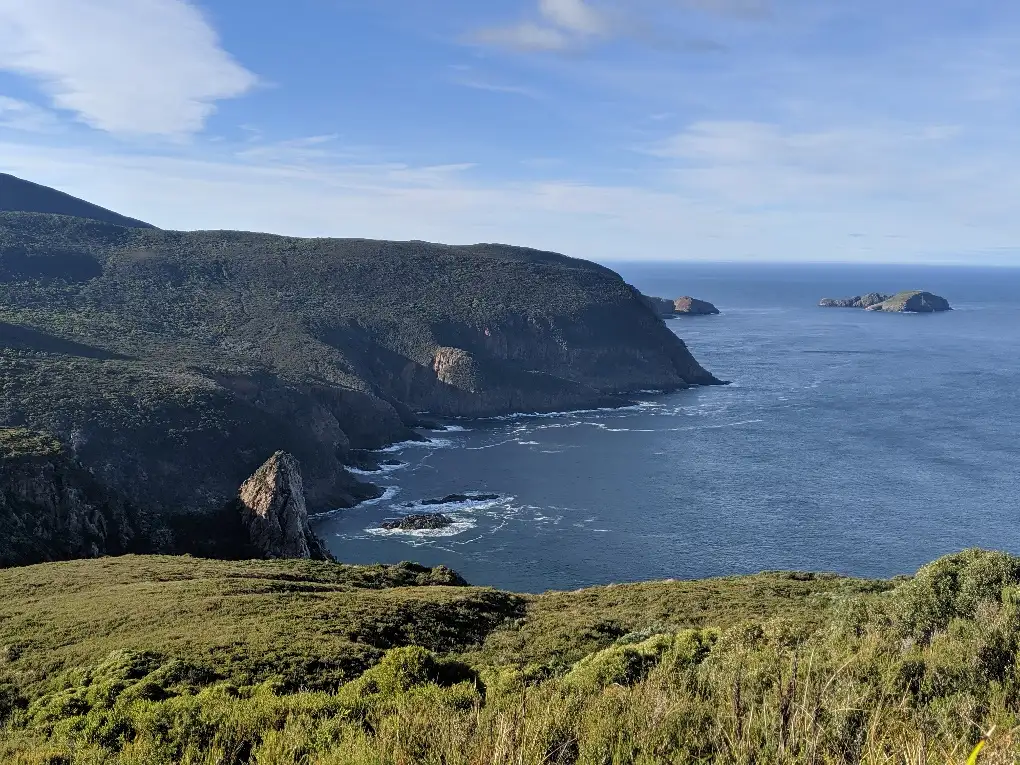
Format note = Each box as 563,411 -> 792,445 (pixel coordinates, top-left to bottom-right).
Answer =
0,429 -> 142,567
236,452 -> 331,561
0,203 -> 719,549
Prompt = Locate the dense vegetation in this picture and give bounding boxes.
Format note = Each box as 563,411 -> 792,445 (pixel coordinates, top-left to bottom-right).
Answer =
2,550 -> 1018,762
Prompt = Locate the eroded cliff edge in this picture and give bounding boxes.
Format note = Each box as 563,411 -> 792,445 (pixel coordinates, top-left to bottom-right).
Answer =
0,210 -> 720,555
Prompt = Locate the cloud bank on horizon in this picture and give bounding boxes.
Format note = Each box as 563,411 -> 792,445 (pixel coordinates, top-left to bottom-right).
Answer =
0,0 -> 1018,265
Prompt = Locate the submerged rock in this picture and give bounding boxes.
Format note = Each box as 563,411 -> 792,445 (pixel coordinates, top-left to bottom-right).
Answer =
673,297 -> 720,316
237,452 -> 331,560
381,513 -> 455,531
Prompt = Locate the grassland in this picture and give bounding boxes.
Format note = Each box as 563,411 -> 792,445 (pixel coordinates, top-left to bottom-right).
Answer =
2,550 -> 1019,763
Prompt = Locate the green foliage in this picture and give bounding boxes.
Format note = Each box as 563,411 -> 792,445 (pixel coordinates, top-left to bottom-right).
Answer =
0,428 -> 62,459
893,548 -> 1020,641
4,551 -> 1020,762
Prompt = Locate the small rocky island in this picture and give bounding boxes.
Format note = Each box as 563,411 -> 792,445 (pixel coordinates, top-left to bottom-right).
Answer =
819,291 -> 951,313
643,295 -> 720,317
380,513 -> 454,531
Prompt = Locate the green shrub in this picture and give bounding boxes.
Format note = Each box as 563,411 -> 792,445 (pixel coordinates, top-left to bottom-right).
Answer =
895,549 -> 1020,641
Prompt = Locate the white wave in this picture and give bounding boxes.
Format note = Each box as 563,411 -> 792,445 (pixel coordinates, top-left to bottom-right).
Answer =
367,517 -> 478,539
433,425 -> 471,433
361,486 -> 401,505
517,440 -> 540,445
346,462 -> 408,476
377,437 -> 453,453
401,496 -> 510,514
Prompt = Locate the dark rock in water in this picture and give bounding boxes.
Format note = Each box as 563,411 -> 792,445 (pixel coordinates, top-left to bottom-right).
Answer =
418,493 -> 501,506
381,513 -> 455,531
236,452 -> 331,561
865,291 -> 952,313
673,296 -> 720,316
819,293 -> 891,309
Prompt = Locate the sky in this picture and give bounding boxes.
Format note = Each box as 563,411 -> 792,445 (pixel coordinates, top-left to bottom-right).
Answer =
1,1 -> 1020,265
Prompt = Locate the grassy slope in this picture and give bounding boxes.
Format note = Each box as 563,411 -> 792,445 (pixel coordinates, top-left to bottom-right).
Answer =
7,552 -> 1020,762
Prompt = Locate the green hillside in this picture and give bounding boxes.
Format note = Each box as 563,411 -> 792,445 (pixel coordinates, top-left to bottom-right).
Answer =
2,550 -> 1018,763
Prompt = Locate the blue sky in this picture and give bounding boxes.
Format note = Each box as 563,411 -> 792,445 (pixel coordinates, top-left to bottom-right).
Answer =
1,0 -> 1019,264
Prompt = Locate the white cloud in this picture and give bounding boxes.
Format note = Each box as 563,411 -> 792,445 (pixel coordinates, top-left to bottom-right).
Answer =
2,122 -> 1019,266
538,0 -> 609,36
472,21 -> 574,51
648,120 -> 970,207
0,95 -> 58,132
0,0 -> 257,137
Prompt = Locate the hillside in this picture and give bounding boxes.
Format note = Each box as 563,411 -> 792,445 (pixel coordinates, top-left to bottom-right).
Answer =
0,174 -> 153,229
1,550 -> 1016,762
0,203 -> 719,561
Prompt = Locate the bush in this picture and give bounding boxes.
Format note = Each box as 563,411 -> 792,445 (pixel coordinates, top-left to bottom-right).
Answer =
894,549 -> 1020,641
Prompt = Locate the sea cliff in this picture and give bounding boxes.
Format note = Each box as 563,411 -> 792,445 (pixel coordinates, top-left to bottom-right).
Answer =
0,191 -> 720,562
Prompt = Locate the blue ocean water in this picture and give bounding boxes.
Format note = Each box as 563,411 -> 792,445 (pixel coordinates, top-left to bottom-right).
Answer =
314,264 -> 1020,592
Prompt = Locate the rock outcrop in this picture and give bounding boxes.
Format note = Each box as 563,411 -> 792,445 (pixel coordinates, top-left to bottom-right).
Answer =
0,429 -> 142,568
819,291 -> 951,313
642,295 -> 720,317
416,493 -> 501,506
381,513 -> 455,531
673,297 -> 720,316
236,452 -> 331,560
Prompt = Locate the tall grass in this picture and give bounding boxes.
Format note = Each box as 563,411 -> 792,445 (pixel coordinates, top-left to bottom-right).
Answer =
3,550 -> 1020,763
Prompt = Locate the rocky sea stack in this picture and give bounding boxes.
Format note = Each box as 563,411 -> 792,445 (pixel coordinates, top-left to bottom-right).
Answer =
236,452 -> 331,561
820,291 -> 951,313
673,296 -> 720,316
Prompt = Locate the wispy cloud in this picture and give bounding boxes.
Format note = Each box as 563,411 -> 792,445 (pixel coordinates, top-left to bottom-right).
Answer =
470,0 -> 763,52
0,0 -> 257,137
0,96 -> 59,133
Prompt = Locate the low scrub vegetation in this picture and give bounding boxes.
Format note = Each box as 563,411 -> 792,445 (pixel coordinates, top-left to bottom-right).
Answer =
2,550 -> 1019,763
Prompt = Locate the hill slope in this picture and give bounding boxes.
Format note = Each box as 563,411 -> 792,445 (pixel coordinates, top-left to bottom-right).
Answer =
1,551 -> 1017,762
0,174 -> 154,228
0,209 -> 719,558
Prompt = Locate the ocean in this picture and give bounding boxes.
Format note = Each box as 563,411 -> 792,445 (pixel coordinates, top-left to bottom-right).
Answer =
313,263 -> 1020,593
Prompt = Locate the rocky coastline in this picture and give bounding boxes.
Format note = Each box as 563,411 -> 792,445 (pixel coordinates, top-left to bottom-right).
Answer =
0,176 -> 724,567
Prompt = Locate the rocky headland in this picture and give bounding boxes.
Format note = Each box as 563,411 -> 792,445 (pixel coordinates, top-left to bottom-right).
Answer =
642,295 -> 720,317
819,291 -> 951,313
0,175 -> 721,566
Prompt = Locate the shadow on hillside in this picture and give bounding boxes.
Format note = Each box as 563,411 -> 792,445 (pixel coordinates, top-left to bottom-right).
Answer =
0,322 -> 133,361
